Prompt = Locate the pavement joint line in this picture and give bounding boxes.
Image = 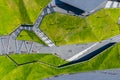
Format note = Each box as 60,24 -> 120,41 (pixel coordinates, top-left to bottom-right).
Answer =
14,40 -> 17,53
1,38 -> 6,54
0,38 -> 4,54
0,38 -> 1,54
7,36 -> 10,54
16,40 -> 19,53
24,41 -> 29,53
29,42 -> 34,53
18,41 -> 23,54
28,42 -> 33,53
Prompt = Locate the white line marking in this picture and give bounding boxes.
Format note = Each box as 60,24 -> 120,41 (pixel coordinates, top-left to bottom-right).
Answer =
29,42 -> 33,53
18,41 -> 24,53
112,1 -> 118,8
105,1 -> 113,8
67,42 -> 99,61
118,3 -> 120,8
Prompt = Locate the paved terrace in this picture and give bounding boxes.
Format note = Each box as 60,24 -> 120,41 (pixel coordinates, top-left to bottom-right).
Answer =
0,27 -> 120,62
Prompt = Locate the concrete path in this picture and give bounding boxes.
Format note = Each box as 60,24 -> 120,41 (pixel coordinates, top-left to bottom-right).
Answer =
0,32 -> 120,62
32,3 -> 56,47
33,28 -> 55,47
0,33 -> 96,60
10,25 -> 33,39
44,69 -> 120,80
33,4 -> 54,29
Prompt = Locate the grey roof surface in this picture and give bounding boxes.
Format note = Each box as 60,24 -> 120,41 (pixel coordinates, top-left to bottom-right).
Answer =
60,0 -> 107,12
44,69 -> 120,80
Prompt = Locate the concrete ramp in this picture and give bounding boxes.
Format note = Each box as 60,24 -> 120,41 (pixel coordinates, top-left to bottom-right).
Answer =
52,43 -> 96,60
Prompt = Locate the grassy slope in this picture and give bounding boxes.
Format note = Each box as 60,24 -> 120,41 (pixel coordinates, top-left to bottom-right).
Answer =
0,0 -> 50,43
9,54 -> 67,66
0,0 -> 20,35
0,54 -> 66,80
0,43 -> 120,80
41,9 -> 120,45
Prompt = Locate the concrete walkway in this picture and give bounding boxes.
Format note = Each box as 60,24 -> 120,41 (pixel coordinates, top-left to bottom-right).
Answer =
32,3 -> 56,47
0,32 -> 120,62
0,33 -> 96,59
33,28 -> 55,47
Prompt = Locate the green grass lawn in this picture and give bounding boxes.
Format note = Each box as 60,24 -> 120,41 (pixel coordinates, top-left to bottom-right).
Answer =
17,30 -> 46,45
41,9 -> 120,46
9,54 -> 67,66
1,0 -> 120,80
0,43 -> 120,80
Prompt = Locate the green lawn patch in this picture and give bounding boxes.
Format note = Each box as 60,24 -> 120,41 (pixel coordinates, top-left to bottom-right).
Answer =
9,54 -> 67,66
17,30 -> 46,45
41,9 -> 120,46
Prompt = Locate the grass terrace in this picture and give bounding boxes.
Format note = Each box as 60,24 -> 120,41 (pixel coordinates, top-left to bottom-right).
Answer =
0,43 -> 120,80
0,0 -> 120,80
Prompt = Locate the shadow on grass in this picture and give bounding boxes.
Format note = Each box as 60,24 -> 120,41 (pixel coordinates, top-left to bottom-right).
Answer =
18,61 -> 37,66
16,0 -> 32,24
